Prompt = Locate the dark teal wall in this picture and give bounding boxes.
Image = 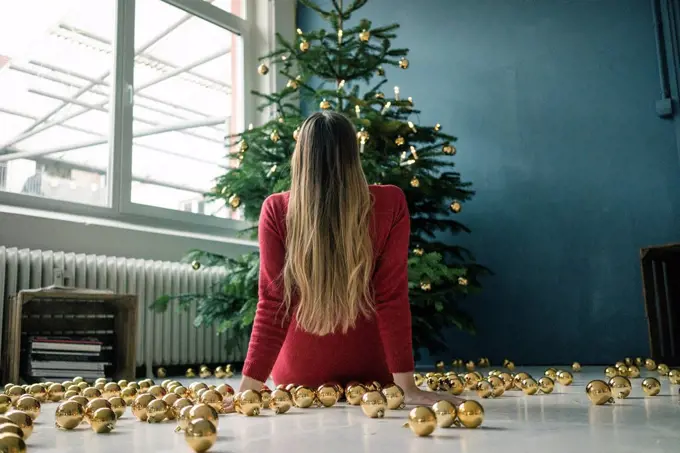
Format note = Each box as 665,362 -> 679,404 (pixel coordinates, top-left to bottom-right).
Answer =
298,0 -> 680,365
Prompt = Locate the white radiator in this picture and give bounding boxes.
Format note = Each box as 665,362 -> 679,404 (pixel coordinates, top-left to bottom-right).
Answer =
0,246 -> 237,377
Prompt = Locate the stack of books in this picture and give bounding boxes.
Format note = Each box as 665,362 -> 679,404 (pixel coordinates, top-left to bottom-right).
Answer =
25,336 -> 109,381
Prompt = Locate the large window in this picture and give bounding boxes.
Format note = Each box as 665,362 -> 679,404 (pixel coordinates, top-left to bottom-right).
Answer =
0,0 -> 250,227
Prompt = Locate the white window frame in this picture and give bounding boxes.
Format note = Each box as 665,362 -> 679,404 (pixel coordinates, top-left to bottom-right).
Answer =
0,0 -> 295,237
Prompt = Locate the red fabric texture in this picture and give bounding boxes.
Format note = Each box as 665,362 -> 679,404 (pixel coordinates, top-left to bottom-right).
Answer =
242,185 -> 415,387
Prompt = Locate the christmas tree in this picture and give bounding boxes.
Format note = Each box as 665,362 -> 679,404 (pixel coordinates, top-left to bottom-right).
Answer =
153,0 -> 488,359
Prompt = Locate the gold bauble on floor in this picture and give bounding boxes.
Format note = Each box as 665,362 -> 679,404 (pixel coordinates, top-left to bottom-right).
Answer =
645,358 -> 657,371
132,393 -> 156,422
457,400 -> 485,428
269,389 -> 293,414
82,387 -> 102,401
608,376 -> 632,399
668,369 -> 680,385
316,384 -> 339,408
345,384 -> 367,405
90,407 -> 116,433
522,378 -> 539,395
15,396 -> 40,421
189,404 -> 220,427
513,372 -> 531,390
109,396 -> 127,419
628,365 -> 641,378
69,395 -> 89,408
586,380 -> 613,405
5,411 -> 33,439
0,423 -> 24,440
538,377 -> 555,394
431,400 -> 457,428
381,383 -> 405,410
657,364 -> 670,376
7,386 -> 25,405
360,391 -> 387,418
0,396 -> 11,415
557,371 -> 574,386
47,383 -> 66,402
85,398 -> 112,424
604,367 -> 617,378
200,390 -> 224,414
572,362 -> 582,372
641,378 -> 661,396
0,433 -> 26,453
185,418 -> 217,453
146,399 -> 169,423
476,380 -> 494,398
499,372 -> 514,390
488,376 -> 505,397
28,384 -> 47,403
407,406 -> 437,436
292,387 -> 314,409
102,382 -> 122,400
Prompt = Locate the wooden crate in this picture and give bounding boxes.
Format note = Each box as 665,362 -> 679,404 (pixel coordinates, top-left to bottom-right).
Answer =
1,287 -> 137,384
640,243 -> 680,365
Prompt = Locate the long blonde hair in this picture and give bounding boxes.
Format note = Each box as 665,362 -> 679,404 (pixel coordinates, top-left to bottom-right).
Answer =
283,111 -> 374,335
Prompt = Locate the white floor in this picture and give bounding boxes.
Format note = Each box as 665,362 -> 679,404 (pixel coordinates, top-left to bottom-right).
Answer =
24,366 -> 680,452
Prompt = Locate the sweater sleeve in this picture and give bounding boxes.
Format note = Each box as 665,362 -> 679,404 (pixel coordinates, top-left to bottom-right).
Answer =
373,188 -> 415,373
242,196 -> 291,382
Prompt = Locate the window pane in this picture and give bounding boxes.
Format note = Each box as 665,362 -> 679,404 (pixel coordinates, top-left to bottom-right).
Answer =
131,0 -> 243,219
0,0 -> 114,206
203,0 -> 246,19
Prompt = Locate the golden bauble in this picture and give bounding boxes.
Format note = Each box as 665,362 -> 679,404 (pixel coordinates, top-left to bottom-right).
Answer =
154,367 -> 166,379
399,57 -> 409,69
127,382 -> 140,391
72,377 -> 85,384
635,357 -> 644,367
299,40 -> 310,52
173,385 -> 191,399
413,373 -> 425,387
85,398 -> 112,424
0,423 -> 24,440
200,390 -> 224,414
186,368 -> 197,378
410,177 -> 420,188
407,406 -> 437,436
437,377 -> 450,393
360,391 -> 387,418
292,387 -> 314,409
513,372 -> 530,390
457,400 -> 484,428
285,383 -> 297,393
82,387 -> 101,401
487,376 -> 505,398
15,396 -> 40,421
572,362 -> 582,372
108,396 -> 126,419
257,63 -> 269,75
27,384 -> 47,403
215,384 -> 234,398
557,371 -> 574,386
413,248 -> 424,257
642,377 -> 661,396
213,367 -> 227,379
132,393 -> 156,421
442,144 -> 456,155
538,377 -> 555,394
381,383 -> 405,410
431,400 -> 457,428
189,404 -> 220,427
259,389 -> 272,409
628,365 -> 641,378
69,395 -> 89,408
345,384 -> 367,406
177,405 -> 193,432
146,399 -> 169,423
475,380 -> 493,399
464,372 -> 482,390
645,358 -> 657,371
78,382 -> 89,391
196,389 -> 209,401
102,382 -> 122,400
118,380 -> 129,389
586,380 -> 613,405
608,376 -> 632,399
544,368 -> 557,380
657,363 -> 670,376
63,389 -> 79,400
268,389 -> 293,414
3,384 -> 12,393
6,387 -> 25,405
615,361 -> 625,369
90,407 -> 116,433
185,418 -> 217,453
121,386 -> 138,405
616,364 -> 629,377
420,280 -> 432,291
466,361 -> 476,371
191,260 -> 201,270
0,433 -> 26,453
269,130 -> 280,143
0,396 -> 10,415
498,372 -> 514,391
604,366 -> 617,378
522,378 -> 539,395
95,383 -> 105,391
447,376 -> 465,395
424,377 -> 438,391
623,357 -> 632,366
227,194 -> 241,209
394,135 -> 405,146
359,29 -> 370,41
148,385 -> 167,399
5,412 -> 32,439
668,369 -> 680,384
47,383 -> 66,403
450,201 -> 462,213
320,99 -> 332,110
234,390 -> 262,416
172,398 -> 193,419
315,385 -> 338,408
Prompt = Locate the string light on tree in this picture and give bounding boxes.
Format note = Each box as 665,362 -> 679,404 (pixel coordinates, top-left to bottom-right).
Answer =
395,135 -> 405,146
420,281 -> 432,291
337,29 -> 343,44
450,201 -> 462,213
286,78 -> 299,89
413,247 -> 424,256
357,128 -> 369,153
394,86 -> 400,101
359,29 -> 370,41
381,101 -> 392,114
408,121 -> 417,133
409,146 -> 418,160
375,92 -> 384,99
355,105 -> 361,117
434,123 -> 441,131
458,277 -> 468,286
410,177 -> 420,188
337,79 -> 346,90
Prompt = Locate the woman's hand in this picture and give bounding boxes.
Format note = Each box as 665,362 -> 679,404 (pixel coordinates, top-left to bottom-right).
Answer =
402,387 -> 466,407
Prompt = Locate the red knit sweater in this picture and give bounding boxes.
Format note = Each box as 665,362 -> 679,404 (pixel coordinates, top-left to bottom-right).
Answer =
242,185 -> 415,387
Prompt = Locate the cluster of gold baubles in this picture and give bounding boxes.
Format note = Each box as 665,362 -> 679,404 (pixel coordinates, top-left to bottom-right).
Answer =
585,357 -> 679,405
180,365 -> 235,380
